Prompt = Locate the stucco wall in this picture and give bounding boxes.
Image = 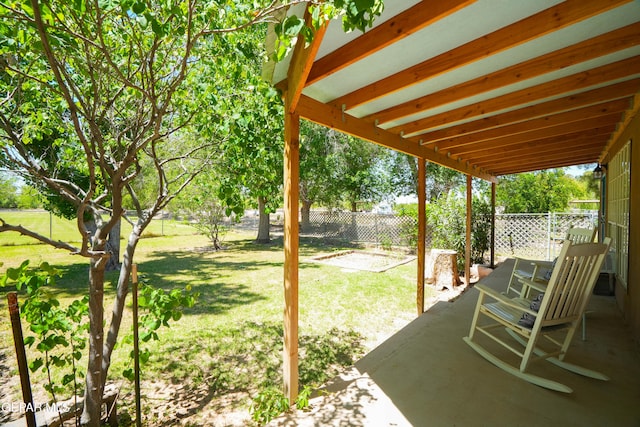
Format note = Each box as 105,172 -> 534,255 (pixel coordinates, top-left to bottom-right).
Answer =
604,107 -> 640,343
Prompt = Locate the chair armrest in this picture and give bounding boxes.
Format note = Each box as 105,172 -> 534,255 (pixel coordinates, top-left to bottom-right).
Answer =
530,260 -> 553,269
475,284 -> 539,315
518,276 -> 547,293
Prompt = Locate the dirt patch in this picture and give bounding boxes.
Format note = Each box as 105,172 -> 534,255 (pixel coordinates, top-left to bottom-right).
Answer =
309,250 -> 416,273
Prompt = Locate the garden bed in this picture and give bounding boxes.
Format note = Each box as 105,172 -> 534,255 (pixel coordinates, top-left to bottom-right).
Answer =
309,250 -> 416,273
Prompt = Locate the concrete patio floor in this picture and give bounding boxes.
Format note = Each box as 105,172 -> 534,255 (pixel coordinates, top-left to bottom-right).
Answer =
271,259 -> 640,427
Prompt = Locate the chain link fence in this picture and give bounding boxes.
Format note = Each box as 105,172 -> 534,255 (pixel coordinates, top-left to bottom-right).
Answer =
301,211 -> 422,248
294,210 -> 597,261
2,209 -> 597,262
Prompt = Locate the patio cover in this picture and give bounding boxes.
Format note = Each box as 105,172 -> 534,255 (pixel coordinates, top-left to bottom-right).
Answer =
264,0 -> 640,179
262,0 -> 640,403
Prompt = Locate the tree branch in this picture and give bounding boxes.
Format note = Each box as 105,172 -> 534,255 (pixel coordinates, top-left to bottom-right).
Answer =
0,218 -> 82,254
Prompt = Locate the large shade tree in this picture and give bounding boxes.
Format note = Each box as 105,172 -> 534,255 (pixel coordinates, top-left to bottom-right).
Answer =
299,122 -> 350,228
497,169 -> 583,213
0,1 -> 383,424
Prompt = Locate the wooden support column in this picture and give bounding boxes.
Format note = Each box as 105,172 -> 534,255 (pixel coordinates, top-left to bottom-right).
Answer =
417,158 -> 426,314
283,108 -> 300,404
490,182 -> 496,268
465,175 -> 472,285
279,11 -> 326,407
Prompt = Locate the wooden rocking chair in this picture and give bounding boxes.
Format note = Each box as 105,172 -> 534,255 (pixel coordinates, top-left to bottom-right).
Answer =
463,238 -> 611,393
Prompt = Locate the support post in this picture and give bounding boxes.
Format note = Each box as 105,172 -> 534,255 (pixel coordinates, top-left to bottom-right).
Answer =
465,175 -> 472,285
417,158 -> 426,314
491,182 -> 496,268
283,108 -> 300,404
8,292 -> 36,427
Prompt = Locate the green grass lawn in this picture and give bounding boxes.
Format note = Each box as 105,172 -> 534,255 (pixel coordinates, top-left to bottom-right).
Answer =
0,215 -> 430,425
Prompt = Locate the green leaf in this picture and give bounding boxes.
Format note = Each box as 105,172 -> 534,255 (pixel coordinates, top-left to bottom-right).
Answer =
132,1 -> 145,14
123,368 -> 134,381
139,348 -> 150,364
151,18 -> 164,37
62,373 -> 76,385
282,16 -> 304,37
29,358 -> 43,372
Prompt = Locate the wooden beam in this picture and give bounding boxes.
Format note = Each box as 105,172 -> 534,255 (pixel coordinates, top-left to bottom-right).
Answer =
478,147 -> 604,174
306,0 -> 473,85
432,100 -> 630,152
296,94 -> 498,182
417,158 -> 426,315
495,156 -> 600,175
471,136 -> 605,164
452,127 -> 615,160
489,156 -> 604,176
417,82 -> 640,144
283,106 -> 300,404
450,126 -> 615,171
601,92 -> 640,162
369,22 -> 640,125
390,55 -> 640,137
285,14 -> 328,113
447,114 -> 623,156
331,0 -> 632,110
472,141 -> 605,169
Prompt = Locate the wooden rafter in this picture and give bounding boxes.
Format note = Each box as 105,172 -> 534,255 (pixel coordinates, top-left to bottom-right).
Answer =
432,100 -> 630,152
471,137 -> 607,166
368,22 -> 640,126
330,0 -> 632,110
449,114 -> 623,156
454,127 -> 616,161
390,55 -> 640,137
495,156 -> 601,175
600,92 -> 640,162
416,81 -> 640,144
474,145 -> 606,172
306,0 -> 473,86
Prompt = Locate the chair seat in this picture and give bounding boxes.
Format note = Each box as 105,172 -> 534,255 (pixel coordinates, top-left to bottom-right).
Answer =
484,301 -> 526,326
484,301 -> 571,332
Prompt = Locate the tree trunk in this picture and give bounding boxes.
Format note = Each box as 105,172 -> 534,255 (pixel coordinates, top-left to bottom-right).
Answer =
300,199 -> 312,232
81,255 -> 107,426
425,249 -> 460,291
350,201 -> 357,212
256,196 -> 270,243
105,218 -> 121,272
101,223 -> 143,390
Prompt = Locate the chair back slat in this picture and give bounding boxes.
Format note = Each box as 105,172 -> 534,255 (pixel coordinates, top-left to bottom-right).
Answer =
565,226 -> 596,244
539,239 -> 610,326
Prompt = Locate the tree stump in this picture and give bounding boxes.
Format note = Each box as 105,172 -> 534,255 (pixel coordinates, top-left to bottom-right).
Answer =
426,249 -> 460,291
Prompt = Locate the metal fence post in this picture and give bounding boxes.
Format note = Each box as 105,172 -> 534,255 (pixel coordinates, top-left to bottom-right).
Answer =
8,292 -> 37,427
546,212 -> 552,261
